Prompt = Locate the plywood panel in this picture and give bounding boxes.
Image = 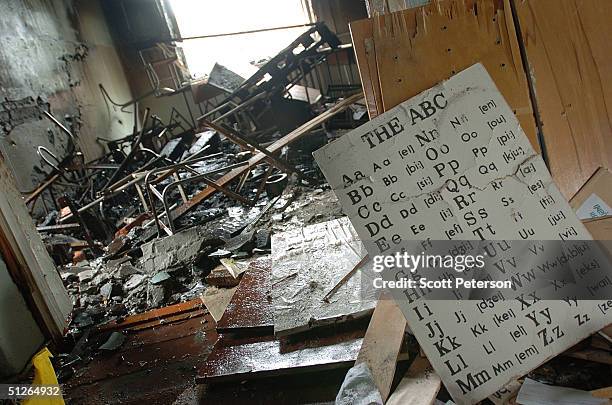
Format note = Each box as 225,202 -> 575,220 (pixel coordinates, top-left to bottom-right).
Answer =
350,19 -> 382,118
514,0 -> 612,198
370,0 -> 539,150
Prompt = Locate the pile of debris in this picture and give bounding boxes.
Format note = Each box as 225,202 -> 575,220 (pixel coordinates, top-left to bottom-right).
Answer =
24,8 -> 612,404
19,26 -> 368,390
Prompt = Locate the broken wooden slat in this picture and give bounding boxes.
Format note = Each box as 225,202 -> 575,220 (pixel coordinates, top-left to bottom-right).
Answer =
172,93 -> 363,218
24,172 -> 60,205
323,254 -> 370,303
386,357 -> 441,405
128,309 -> 208,332
96,298 -> 204,332
514,0 -> 612,198
355,295 -> 407,401
349,20 -> 381,118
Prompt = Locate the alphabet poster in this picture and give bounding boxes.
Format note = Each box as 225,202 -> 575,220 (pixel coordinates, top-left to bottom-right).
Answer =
313,64 -> 612,404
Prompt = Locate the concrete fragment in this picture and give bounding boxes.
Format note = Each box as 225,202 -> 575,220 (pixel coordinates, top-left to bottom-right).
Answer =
140,226 -> 213,274
106,256 -> 131,270
150,271 -> 171,285
255,229 -> 271,249
125,274 -> 146,290
79,282 -> 97,295
115,263 -> 140,279
87,306 -> 106,322
109,303 -> 125,315
73,312 -> 93,328
100,282 -> 121,300
91,272 -> 110,287
77,269 -> 97,283
147,284 -> 165,308
60,270 -> 79,283
85,295 -> 103,306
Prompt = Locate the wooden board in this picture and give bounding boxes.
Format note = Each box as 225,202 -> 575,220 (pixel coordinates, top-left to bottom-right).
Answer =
371,0 -> 538,150
583,216 -> 612,240
347,5 -> 538,400
582,216 -> 612,339
216,258 -> 273,334
350,19 -> 382,118
514,0 -> 612,199
386,357 -> 441,405
355,295 -> 407,401
569,167 -> 612,214
0,155 -> 71,342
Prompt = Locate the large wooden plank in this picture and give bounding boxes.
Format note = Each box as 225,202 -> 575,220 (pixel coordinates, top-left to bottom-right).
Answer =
355,295 -> 407,401
172,93 -> 363,219
569,167 -> 612,214
350,19 -> 381,118
386,357 -> 441,405
216,258 -> 274,334
514,0 -> 612,199
350,18 -> 385,119
0,155 -> 71,342
369,0 -> 539,151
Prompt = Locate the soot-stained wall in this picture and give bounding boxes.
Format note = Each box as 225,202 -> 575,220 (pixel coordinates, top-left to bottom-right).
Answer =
0,0 -> 133,193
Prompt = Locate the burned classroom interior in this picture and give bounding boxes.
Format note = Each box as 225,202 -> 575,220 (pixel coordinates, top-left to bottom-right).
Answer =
1,0 -> 612,404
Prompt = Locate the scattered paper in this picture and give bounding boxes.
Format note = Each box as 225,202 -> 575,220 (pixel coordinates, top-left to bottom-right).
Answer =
576,193 -> 612,219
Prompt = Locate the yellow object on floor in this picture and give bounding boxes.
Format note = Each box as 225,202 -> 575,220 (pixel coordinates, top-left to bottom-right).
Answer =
23,347 -> 64,405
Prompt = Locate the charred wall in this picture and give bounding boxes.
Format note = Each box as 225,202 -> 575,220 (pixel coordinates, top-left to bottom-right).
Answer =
0,0 -> 133,192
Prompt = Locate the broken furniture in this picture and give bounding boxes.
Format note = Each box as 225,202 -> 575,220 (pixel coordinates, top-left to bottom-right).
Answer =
198,23 -> 353,136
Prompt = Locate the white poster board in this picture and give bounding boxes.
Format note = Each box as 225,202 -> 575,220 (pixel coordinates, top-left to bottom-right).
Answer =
313,64 -> 612,404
